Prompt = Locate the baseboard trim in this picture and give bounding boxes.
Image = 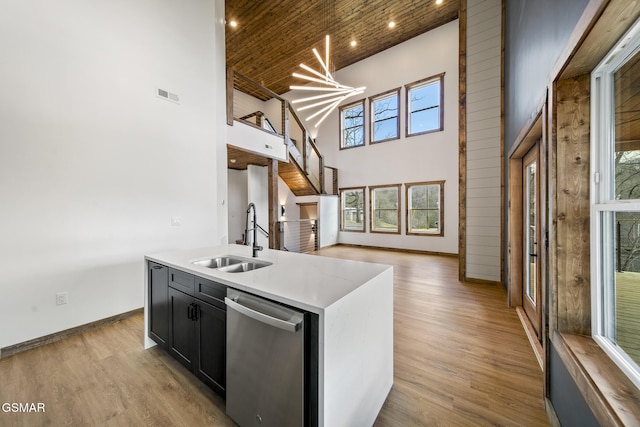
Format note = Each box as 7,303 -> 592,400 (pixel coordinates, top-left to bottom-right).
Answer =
333,243 -> 458,258
516,306 -> 544,371
462,276 -> 503,286
0,307 -> 143,359
545,397 -> 561,427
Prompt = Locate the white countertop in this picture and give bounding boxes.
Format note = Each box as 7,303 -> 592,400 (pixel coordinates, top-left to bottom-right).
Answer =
145,244 -> 391,313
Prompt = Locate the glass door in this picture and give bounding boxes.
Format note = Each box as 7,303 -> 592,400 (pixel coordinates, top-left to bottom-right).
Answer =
523,144 -> 542,338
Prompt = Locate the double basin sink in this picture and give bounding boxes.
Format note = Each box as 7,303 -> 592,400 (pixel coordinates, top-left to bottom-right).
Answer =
191,255 -> 272,273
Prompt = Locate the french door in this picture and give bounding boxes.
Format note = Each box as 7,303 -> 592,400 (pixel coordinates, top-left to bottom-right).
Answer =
523,144 -> 542,339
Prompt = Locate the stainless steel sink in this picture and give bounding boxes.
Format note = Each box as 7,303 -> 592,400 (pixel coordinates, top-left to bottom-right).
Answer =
192,256 -> 244,269
218,261 -> 272,273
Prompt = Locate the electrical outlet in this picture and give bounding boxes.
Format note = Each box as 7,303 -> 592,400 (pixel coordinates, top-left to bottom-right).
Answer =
56,292 -> 68,306
171,216 -> 181,226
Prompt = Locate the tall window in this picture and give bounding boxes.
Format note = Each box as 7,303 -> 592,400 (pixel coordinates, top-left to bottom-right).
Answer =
340,187 -> 365,232
405,74 -> 444,136
340,100 -> 365,149
370,89 -> 400,143
406,181 -> 444,236
591,22 -> 640,389
370,185 -> 400,234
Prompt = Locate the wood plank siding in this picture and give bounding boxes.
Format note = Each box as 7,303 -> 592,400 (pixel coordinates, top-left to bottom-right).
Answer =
464,0 -> 503,283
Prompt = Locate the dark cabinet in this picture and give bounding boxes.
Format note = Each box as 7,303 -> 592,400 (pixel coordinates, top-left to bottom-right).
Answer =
148,261 -> 169,348
167,279 -> 226,397
195,298 -> 226,394
168,287 -> 195,367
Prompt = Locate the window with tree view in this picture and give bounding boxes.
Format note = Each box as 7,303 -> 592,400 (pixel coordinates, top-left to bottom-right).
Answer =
340,101 -> 365,149
340,187 -> 365,232
370,185 -> 400,234
406,74 -> 443,136
591,24 -> 640,388
406,181 -> 444,236
370,89 -> 400,143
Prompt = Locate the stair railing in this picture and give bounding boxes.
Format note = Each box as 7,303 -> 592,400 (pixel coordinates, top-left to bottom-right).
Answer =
227,67 -> 338,195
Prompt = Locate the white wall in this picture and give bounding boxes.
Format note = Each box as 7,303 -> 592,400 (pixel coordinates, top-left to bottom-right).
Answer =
319,196 -> 339,248
309,20 -> 460,254
228,169 -> 249,243
0,0 -> 225,348
295,195 -> 339,248
465,0 -> 502,281
247,165 -> 269,250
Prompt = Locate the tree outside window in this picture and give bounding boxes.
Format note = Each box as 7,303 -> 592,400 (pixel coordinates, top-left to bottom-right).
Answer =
340,101 -> 365,149
370,185 -> 401,234
406,74 -> 444,136
340,187 -> 365,232
406,181 -> 444,236
370,89 -> 400,143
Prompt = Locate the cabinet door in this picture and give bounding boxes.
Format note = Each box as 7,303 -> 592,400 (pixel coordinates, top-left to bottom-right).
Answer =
148,262 -> 169,348
195,300 -> 226,396
168,288 -> 195,370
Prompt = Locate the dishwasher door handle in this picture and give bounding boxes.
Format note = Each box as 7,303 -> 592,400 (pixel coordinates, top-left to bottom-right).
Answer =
225,297 -> 302,332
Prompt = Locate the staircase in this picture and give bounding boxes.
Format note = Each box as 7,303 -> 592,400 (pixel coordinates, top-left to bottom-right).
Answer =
226,69 -> 338,196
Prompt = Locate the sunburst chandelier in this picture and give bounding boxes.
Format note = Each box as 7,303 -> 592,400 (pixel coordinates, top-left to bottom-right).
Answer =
290,35 -> 366,128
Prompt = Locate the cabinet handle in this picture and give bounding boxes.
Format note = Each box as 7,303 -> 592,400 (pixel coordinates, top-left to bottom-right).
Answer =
192,303 -> 199,322
187,305 -> 193,320
151,265 -> 163,269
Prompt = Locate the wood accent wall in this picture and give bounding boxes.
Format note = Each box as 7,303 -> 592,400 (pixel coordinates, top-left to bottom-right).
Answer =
458,0 -> 467,281
554,75 -> 591,336
462,0 -> 503,283
267,158 -> 279,250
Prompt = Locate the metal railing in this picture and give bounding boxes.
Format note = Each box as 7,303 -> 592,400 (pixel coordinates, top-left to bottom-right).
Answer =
228,67 -> 336,195
278,220 -> 318,253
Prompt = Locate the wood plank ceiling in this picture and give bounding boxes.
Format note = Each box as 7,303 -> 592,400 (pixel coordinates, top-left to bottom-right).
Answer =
225,0 -> 459,96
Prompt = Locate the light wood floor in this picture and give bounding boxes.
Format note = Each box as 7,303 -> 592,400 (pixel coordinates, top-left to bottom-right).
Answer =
0,246 -> 549,426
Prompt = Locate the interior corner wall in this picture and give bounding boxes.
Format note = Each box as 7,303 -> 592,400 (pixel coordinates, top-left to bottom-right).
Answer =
293,194 -> 340,249
318,196 -> 339,248
309,20 -> 460,254
465,0 -> 502,282
0,0 -> 224,348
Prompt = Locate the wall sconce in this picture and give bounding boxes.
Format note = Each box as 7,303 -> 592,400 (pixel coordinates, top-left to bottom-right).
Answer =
281,205 -> 286,217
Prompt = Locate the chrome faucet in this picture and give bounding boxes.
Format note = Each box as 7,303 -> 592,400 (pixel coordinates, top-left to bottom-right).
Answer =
244,202 -> 263,257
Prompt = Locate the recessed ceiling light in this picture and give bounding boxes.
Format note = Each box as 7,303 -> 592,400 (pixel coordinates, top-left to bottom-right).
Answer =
436,0 -> 443,4
350,40 -> 357,47
229,20 -> 238,28
388,21 -> 396,29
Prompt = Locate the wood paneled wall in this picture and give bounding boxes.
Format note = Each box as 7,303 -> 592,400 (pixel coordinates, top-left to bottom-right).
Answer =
554,75 -> 591,335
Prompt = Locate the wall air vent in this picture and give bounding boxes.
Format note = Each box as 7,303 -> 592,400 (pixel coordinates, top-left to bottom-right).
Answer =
157,88 -> 180,104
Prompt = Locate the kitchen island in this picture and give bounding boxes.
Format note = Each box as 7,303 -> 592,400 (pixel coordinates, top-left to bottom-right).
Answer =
144,244 -> 393,427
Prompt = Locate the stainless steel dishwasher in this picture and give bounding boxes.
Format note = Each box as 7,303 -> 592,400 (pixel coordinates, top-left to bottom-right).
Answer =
225,289 -> 305,427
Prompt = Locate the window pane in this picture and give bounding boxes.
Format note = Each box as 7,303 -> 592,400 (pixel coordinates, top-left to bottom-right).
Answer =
613,211 -> 640,365
410,83 -> 439,112
373,118 -> 398,141
341,189 -> 364,231
410,108 -> 440,134
407,77 -> 442,136
341,103 -> 364,148
408,183 -> 442,235
615,53 -> 640,200
593,21 -> 640,389
372,94 -> 399,142
372,187 -> 399,232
